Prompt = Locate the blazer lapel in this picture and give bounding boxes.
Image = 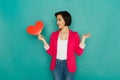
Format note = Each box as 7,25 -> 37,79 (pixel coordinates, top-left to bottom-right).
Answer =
54,30 -> 60,55
67,29 -> 73,56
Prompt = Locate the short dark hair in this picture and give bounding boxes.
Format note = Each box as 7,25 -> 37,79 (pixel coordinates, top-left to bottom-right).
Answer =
55,11 -> 72,26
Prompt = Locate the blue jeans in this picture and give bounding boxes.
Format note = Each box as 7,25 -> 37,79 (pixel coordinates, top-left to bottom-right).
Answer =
52,59 -> 74,80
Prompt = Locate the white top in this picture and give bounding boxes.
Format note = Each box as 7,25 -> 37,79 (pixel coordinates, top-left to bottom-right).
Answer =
56,37 -> 68,60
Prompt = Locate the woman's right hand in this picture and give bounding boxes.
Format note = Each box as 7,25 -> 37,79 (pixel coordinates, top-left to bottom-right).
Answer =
38,34 -> 45,42
38,34 -> 49,48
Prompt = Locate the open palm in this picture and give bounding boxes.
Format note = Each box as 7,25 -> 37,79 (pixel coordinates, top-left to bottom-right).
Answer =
82,33 -> 91,39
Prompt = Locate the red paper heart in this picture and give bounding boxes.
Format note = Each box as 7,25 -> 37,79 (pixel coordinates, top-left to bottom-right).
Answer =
27,21 -> 44,35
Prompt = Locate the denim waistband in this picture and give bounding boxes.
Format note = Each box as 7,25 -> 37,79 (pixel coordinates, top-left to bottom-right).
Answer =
56,59 -> 67,63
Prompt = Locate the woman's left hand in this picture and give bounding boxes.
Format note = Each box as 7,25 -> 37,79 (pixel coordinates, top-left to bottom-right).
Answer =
81,33 -> 91,44
82,33 -> 91,40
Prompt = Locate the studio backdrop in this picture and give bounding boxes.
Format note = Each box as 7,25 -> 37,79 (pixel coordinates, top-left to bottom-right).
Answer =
0,0 -> 120,80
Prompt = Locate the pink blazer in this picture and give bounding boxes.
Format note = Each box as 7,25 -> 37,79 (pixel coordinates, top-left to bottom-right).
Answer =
46,29 -> 84,72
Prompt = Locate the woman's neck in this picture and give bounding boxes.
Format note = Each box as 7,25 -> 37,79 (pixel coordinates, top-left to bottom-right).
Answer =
60,26 -> 69,33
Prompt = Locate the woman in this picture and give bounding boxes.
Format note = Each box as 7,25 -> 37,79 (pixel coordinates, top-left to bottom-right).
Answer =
38,11 -> 91,80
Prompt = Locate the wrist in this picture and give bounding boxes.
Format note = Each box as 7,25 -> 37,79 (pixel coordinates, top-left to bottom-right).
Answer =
43,40 -> 46,43
81,38 -> 85,44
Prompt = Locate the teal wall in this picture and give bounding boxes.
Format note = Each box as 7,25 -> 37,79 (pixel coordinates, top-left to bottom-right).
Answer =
0,0 -> 120,80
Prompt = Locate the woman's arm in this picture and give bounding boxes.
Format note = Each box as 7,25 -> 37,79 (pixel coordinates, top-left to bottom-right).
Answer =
38,34 -> 50,50
75,33 -> 91,56
38,34 -> 54,56
80,33 -> 91,48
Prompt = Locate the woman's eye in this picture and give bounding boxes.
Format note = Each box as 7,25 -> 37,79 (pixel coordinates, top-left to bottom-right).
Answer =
57,19 -> 61,21
59,19 -> 61,21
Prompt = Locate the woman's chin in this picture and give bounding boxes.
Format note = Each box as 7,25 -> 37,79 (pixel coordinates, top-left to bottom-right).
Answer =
58,26 -> 62,29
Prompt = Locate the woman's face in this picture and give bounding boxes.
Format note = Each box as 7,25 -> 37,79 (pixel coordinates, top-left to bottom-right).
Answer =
56,15 -> 65,29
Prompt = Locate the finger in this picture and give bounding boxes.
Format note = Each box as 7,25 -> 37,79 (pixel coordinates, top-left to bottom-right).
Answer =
40,35 -> 43,37
87,34 -> 90,37
88,33 -> 91,35
38,34 -> 42,37
88,33 -> 91,37
38,34 -> 41,37
86,33 -> 91,36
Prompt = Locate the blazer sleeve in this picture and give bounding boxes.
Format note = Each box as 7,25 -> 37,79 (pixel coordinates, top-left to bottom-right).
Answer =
46,32 -> 54,56
75,32 -> 84,56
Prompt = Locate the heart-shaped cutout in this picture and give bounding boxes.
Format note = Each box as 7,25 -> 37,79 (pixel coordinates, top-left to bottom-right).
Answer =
26,21 -> 44,35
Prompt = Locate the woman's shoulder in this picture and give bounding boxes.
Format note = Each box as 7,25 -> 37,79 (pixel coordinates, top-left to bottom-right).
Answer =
50,30 -> 59,37
51,30 -> 59,35
69,30 -> 79,35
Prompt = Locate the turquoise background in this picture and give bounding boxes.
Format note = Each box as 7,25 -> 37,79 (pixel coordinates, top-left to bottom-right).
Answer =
0,0 -> 120,80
